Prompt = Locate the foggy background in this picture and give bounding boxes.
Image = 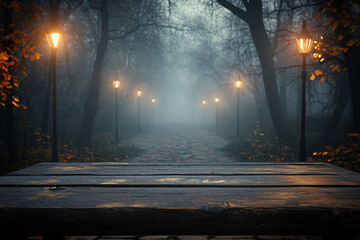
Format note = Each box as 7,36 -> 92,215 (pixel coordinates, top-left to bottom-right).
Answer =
0,0 -> 356,166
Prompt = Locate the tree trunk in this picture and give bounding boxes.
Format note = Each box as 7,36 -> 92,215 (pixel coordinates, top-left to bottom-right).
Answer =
273,0 -> 287,115
279,74 -> 287,115
320,74 -> 349,141
345,48 -> 360,133
253,88 -> 266,130
330,0 -> 360,133
216,0 -> 293,143
78,0 -> 109,147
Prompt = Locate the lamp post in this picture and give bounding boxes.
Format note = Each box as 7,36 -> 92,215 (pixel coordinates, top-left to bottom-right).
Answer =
214,97 -> 219,131
46,31 -> 60,162
113,80 -> 120,142
202,100 -> 207,125
151,98 -> 156,124
235,80 -> 242,137
137,90 -> 142,132
296,20 -> 313,162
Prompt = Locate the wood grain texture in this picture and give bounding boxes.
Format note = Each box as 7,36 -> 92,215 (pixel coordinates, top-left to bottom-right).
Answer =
36,162 -> 327,166
1,162 -> 360,236
8,163 -> 355,176
1,175 -> 360,187
1,187 -> 360,208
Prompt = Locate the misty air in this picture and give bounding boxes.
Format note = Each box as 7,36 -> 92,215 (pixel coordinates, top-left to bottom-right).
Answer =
1,0 -> 360,239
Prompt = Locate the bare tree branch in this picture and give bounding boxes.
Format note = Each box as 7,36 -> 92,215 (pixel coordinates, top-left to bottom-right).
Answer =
216,0 -> 248,22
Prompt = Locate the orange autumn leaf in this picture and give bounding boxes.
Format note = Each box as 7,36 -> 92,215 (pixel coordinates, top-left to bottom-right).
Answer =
35,52 -> 42,60
347,39 -> 357,46
314,69 -> 323,76
349,133 -> 360,137
333,21 -> 339,30
332,64 -> 340,72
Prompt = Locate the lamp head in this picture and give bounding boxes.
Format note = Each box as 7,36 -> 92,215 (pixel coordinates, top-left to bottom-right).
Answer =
137,90 -> 142,97
113,80 -> 120,89
296,20 -> 313,55
236,80 -> 242,88
46,32 -> 60,49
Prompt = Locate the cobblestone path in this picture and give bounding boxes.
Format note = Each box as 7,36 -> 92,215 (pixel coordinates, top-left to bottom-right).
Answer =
124,124 -> 237,163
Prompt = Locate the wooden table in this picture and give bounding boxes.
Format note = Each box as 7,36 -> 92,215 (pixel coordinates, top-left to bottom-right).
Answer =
1,162 -> 360,239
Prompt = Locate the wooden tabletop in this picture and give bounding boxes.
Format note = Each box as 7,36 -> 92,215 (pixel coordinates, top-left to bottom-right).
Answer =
1,162 -> 360,237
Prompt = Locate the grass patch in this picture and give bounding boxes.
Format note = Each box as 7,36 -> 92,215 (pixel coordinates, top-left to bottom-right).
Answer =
221,124 -> 298,162
222,138 -> 253,153
222,126 -> 360,173
0,130 -> 144,175
58,141 -> 144,162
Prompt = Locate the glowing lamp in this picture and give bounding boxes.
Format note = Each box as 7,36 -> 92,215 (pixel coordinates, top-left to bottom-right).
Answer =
202,100 -> 207,105
137,90 -> 142,97
296,20 -> 312,55
236,80 -> 242,88
113,80 -> 120,89
152,98 -> 156,103
46,32 -> 60,49
215,98 -> 219,103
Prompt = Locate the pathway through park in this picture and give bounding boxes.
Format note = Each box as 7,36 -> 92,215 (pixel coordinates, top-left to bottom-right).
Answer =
125,124 -> 237,163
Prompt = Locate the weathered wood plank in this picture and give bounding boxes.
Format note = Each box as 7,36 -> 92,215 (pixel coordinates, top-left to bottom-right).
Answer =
1,162 -> 360,237
8,163 -> 355,176
1,175 -> 360,187
36,162 -> 328,166
1,187 -> 360,209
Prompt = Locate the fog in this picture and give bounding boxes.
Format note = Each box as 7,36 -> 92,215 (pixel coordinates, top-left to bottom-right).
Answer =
0,0 -> 357,166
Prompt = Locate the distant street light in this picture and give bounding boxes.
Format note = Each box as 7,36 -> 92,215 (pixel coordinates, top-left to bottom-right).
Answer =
137,90 -> 142,132
235,80 -> 242,137
46,31 -> 60,162
113,80 -> 120,142
296,20 -> 313,162
214,97 -> 219,131
202,100 -> 207,124
151,98 -> 156,124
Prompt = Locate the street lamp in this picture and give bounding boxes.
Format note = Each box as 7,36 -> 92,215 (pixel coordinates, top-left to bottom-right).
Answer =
296,20 -> 313,162
137,90 -> 142,132
214,97 -> 219,131
46,31 -> 60,162
151,98 -> 156,124
202,100 -> 207,124
113,80 -> 120,142
235,80 -> 242,137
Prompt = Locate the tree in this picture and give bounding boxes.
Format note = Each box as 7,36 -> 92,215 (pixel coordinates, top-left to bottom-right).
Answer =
78,0 -> 109,147
0,0 -> 41,166
314,0 -> 360,133
312,0 -> 360,133
215,0 -> 293,143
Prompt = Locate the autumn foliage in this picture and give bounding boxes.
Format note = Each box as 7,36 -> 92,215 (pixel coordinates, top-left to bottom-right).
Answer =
222,123 -> 298,162
310,133 -> 360,173
0,0 -> 42,108
310,0 -> 360,81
